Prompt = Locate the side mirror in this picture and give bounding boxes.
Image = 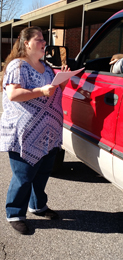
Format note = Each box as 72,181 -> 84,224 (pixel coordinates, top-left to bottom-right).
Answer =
44,45 -> 68,68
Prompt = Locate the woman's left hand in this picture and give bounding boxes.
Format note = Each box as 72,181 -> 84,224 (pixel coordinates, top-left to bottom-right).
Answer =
60,65 -> 70,91
109,54 -> 123,65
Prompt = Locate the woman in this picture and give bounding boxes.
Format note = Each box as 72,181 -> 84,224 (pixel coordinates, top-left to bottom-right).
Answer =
0,26 -> 68,235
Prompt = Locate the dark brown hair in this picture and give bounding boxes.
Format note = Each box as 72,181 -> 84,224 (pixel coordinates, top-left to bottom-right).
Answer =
1,26 -> 42,89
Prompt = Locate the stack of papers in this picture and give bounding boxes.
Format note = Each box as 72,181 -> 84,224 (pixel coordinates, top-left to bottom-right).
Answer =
51,67 -> 85,86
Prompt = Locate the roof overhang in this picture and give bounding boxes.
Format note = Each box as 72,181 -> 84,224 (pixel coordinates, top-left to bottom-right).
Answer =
13,0 -> 90,29
0,0 -> 122,38
85,0 -> 123,25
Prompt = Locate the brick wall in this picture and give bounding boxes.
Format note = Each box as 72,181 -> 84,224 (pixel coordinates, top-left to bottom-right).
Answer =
65,28 -> 81,58
65,24 -> 102,58
1,24 -> 102,62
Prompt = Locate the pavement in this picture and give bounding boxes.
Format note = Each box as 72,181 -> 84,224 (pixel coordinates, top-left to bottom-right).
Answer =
0,92 -> 123,259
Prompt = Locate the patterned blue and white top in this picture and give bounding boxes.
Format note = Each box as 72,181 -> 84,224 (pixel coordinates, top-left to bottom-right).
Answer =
0,59 -> 63,166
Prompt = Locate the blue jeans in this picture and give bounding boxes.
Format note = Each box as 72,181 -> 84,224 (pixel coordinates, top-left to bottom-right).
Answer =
6,148 -> 58,221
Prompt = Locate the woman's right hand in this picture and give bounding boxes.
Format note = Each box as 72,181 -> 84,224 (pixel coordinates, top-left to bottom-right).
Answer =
41,84 -> 58,97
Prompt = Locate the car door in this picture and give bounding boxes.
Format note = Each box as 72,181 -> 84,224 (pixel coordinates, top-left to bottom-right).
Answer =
62,17 -> 123,184
62,71 -> 123,182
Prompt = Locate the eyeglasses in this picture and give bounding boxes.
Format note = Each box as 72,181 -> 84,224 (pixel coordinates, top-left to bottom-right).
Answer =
35,39 -> 46,43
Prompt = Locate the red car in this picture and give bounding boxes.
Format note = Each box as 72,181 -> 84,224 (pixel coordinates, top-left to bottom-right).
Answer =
45,10 -> 123,191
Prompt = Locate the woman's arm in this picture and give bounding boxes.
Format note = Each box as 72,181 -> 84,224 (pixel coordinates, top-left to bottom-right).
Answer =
6,83 -> 58,102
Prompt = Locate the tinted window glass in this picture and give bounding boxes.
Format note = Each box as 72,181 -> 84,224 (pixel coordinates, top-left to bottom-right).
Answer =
87,21 -> 123,61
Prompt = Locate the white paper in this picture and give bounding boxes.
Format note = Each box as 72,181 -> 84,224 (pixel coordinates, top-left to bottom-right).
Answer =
51,67 -> 85,86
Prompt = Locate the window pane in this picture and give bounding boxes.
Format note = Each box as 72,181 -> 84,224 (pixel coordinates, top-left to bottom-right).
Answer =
87,22 -> 123,61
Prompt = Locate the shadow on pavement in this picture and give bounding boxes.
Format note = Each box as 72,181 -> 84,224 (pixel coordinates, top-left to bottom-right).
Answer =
51,161 -> 109,183
27,210 -> 123,234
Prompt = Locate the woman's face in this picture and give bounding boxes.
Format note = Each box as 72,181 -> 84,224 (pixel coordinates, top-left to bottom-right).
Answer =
26,31 -> 46,59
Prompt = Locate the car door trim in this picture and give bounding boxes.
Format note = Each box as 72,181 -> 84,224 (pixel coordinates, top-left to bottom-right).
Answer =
63,123 -> 112,152
84,70 -> 123,87
112,149 -> 123,160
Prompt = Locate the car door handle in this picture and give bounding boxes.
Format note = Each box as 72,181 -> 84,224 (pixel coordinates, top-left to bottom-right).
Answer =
104,93 -> 118,106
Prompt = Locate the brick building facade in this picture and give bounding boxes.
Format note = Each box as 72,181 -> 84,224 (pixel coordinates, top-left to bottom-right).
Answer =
55,24 -> 103,59
0,0 -> 122,65
53,0 -> 103,58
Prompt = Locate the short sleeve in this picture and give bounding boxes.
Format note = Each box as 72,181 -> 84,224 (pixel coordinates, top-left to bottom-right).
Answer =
3,59 -> 28,90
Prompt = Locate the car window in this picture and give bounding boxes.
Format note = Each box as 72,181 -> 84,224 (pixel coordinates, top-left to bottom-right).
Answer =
86,21 -> 123,61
